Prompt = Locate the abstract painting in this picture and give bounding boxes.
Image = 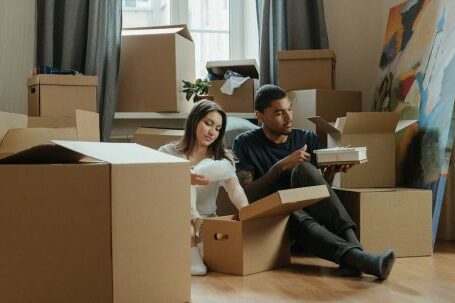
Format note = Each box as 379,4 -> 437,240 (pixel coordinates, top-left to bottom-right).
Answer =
372,0 -> 455,245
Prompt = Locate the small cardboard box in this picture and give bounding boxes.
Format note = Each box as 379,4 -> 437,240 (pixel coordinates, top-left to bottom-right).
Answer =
204,185 -> 330,276
206,59 -> 259,113
288,89 -> 362,145
0,141 -> 191,303
117,25 -> 195,113
314,146 -> 367,166
134,127 -> 184,149
277,49 -> 336,91
335,188 -> 432,257
309,112 -> 416,188
0,109 -> 100,155
27,74 -> 98,117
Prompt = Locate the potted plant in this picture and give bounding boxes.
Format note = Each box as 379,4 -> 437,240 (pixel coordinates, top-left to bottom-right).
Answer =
182,78 -> 213,102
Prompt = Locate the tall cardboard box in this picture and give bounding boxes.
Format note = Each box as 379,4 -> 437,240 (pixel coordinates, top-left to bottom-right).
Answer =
206,59 -> 259,113
117,24 -> 195,113
27,74 -> 98,117
335,188 -> 432,257
204,185 -> 330,275
309,112 -> 416,188
134,127 -> 184,149
0,141 -> 191,303
288,89 -> 362,145
277,49 -> 335,92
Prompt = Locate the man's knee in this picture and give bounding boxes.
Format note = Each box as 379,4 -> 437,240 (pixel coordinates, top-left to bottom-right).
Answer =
291,162 -> 325,187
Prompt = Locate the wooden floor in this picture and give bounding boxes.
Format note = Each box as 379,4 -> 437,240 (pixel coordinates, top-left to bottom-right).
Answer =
191,240 -> 455,303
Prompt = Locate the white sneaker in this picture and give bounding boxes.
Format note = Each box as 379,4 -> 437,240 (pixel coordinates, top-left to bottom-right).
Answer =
191,246 -> 207,276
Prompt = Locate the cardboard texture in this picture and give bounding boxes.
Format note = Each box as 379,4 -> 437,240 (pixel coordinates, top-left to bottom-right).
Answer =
335,188 -> 432,257
0,141 -> 191,303
309,112 -> 416,188
27,74 -> 98,117
288,89 -> 362,145
0,110 -> 100,155
207,59 -> 259,113
204,185 -> 330,275
134,127 -> 184,149
277,49 -> 336,91
117,24 -> 195,113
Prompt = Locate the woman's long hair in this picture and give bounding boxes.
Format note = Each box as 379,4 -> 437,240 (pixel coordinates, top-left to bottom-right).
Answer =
176,100 -> 232,162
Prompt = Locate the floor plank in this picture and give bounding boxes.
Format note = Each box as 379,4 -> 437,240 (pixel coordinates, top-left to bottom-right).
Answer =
191,240 -> 455,303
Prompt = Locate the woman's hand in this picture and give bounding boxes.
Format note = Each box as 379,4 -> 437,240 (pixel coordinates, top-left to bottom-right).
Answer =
191,170 -> 209,185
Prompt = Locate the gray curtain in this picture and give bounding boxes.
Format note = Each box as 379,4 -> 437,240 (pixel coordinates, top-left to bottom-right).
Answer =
256,0 -> 329,85
36,0 -> 122,141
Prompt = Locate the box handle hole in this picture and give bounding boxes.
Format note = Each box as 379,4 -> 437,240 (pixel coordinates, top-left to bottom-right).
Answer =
30,87 -> 36,94
214,233 -> 229,241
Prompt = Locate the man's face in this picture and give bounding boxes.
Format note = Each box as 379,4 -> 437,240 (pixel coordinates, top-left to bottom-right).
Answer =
257,97 -> 293,136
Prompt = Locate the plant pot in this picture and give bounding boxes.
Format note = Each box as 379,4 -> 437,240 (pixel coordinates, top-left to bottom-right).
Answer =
193,95 -> 215,102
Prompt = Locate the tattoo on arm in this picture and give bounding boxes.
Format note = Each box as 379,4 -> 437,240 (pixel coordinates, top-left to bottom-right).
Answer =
236,163 -> 284,202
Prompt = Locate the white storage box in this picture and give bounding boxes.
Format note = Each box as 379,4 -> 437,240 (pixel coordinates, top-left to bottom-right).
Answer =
314,146 -> 367,166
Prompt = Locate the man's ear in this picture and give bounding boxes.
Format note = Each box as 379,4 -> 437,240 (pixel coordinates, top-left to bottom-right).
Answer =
255,111 -> 263,125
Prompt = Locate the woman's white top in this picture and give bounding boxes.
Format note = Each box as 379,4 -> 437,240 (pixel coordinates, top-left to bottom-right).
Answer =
158,143 -> 236,217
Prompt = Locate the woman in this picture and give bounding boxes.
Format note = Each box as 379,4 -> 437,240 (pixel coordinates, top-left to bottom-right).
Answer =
159,100 -> 249,276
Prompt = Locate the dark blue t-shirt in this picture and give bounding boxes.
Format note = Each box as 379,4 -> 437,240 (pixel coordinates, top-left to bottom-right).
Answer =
232,128 -> 322,190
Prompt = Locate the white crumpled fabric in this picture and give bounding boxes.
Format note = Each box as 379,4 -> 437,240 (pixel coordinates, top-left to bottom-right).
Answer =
220,76 -> 251,95
190,159 -> 236,218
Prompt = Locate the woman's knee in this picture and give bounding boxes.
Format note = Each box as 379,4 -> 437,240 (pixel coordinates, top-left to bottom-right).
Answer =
291,162 -> 325,187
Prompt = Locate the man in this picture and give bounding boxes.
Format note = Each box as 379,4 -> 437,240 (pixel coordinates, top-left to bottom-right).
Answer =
233,84 -> 395,280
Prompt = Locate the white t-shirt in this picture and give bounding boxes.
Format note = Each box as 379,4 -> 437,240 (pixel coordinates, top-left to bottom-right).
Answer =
158,143 -> 236,217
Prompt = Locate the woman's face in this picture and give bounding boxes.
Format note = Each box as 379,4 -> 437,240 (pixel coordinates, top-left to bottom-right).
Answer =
195,111 -> 223,147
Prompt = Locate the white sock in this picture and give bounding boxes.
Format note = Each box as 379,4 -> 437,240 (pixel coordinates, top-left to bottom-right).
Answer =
191,246 -> 207,276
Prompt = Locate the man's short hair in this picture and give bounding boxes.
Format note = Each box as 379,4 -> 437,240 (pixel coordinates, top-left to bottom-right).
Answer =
254,84 -> 287,112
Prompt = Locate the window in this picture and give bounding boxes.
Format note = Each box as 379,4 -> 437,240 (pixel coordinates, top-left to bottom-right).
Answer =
121,0 -> 257,78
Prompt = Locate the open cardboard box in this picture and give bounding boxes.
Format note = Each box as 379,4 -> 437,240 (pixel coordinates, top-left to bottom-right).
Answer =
0,140 -> 191,303
0,109 -> 100,155
309,112 -> 417,188
203,185 -> 330,276
206,59 -> 259,113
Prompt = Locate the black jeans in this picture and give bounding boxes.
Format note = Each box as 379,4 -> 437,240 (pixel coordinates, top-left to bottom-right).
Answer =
288,162 -> 360,264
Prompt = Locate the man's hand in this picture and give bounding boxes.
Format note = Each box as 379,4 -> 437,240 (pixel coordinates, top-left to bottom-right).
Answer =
191,170 -> 209,185
322,164 -> 353,184
277,145 -> 311,172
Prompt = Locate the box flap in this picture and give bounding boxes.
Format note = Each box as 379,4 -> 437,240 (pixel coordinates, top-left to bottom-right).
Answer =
0,128 -> 78,155
52,140 -> 190,164
75,110 -> 100,142
396,119 -> 418,132
0,144 -> 86,164
135,127 -> 184,137
277,49 -> 335,61
0,111 -> 28,140
342,112 -> 400,134
307,116 -> 341,134
122,24 -> 193,42
26,75 -> 98,86
206,59 -> 259,79
239,185 -> 329,221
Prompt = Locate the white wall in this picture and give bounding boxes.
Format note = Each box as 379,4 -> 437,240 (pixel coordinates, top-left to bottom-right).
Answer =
324,0 -> 403,111
0,1 -> 35,114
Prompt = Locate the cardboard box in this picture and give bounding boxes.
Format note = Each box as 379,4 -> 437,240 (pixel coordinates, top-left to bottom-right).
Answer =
335,188 -> 432,257
309,112 -> 416,188
204,185 -> 330,275
0,141 -> 191,303
277,49 -> 336,91
288,89 -> 362,145
0,109 -> 100,155
117,25 -> 195,113
27,74 -> 98,117
314,146 -> 367,166
207,59 -> 259,113
134,127 -> 184,149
